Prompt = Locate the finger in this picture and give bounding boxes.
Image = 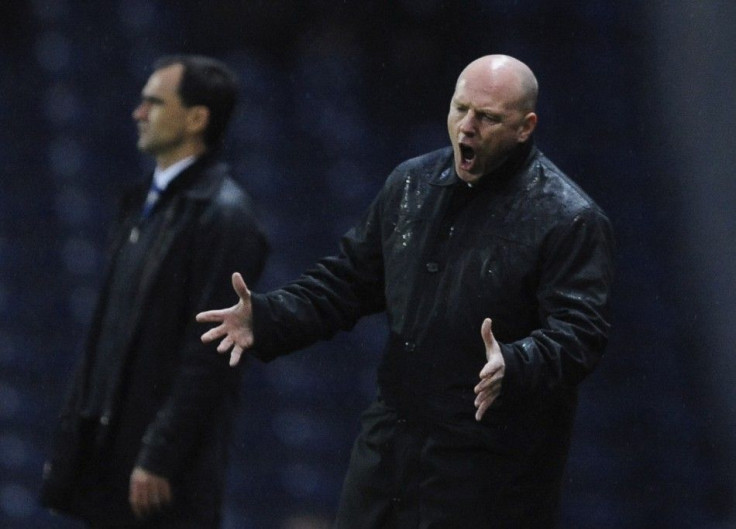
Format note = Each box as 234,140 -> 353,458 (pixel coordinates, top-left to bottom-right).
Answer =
476,400 -> 491,421
217,336 -> 234,354
475,395 -> 490,421
196,309 -> 228,323
200,324 -> 227,344
475,373 -> 503,404
474,383 -> 501,408
478,362 -> 495,380
149,482 -> 167,511
149,492 -> 160,512
481,318 -> 495,351
139,491 -> 154,518
474,376 -> 495,394
475,374 -> 493,392
475,389 -> 500,421
130,494 -> 140,518
232,272 -> 251,301
130,480 -> 146,518
479,358 -> 503,379
159,480 -> 173,505
230,344 -> 244,367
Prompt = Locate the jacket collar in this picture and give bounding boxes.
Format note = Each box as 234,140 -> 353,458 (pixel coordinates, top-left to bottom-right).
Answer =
157,151 -> 226,202
428,140 -> 536,189
427,149 -> 459,187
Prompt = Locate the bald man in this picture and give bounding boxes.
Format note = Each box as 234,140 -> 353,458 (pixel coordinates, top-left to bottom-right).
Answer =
198,55 -> 614,527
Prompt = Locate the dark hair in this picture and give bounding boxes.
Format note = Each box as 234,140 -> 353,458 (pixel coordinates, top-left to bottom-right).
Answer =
152,54 -> 239,150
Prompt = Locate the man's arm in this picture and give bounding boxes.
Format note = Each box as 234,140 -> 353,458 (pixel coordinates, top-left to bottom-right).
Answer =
486,207 -> 615,406
133,187 -> 267,494
198,188 -> 387,365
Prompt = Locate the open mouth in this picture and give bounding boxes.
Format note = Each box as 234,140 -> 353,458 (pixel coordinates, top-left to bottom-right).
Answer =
459,144 -> 476,169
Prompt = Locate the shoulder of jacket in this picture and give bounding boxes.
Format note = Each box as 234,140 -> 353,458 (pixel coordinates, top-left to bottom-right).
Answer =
185,162 -> 250,206
530,151 -> 607,219
393,146 -> 453,172
385,146 -> 453,188
216,177 -> 256,213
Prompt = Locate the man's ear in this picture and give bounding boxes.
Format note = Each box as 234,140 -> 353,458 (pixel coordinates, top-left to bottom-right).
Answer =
187,105 -> 210,136
517,112 -> 538,143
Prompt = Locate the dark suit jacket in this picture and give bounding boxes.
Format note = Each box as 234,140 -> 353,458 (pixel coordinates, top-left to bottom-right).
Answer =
42,154 -> 268,527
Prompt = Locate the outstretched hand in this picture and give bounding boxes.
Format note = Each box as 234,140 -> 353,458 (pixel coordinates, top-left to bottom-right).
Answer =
196,272 -> 254,366
474,318 -> 505,421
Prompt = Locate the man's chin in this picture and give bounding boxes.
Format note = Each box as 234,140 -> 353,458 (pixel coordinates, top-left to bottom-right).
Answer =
136,141 -> 155,155
456,168 -> 482,185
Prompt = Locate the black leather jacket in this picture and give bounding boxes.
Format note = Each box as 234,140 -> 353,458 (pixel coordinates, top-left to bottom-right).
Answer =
253,140 -> 613,494
253,141 -> 613,417
251,141 -> 613,525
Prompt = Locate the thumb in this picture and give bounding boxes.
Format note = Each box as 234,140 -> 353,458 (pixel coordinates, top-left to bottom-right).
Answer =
481,318 -> 495,358
231,272 -> 251,301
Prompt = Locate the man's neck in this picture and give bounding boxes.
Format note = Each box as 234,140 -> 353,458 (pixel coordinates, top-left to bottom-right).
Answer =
155,143 -> 207,171
153,155 -> 198,191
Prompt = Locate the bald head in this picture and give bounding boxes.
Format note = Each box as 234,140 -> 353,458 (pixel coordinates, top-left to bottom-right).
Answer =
456,55 -> 538,114
447,54 -> 539,183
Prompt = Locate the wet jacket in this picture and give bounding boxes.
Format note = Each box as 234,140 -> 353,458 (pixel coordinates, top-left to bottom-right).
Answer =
42,154 -> 268,527
251,142 -> 614,527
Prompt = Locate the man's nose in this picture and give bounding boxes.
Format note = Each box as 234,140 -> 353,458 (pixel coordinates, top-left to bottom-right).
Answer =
132,103 -> 147,121
458,111 -> 477,134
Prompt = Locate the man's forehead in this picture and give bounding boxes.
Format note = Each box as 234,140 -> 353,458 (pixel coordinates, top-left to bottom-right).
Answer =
153,64 -> 182,84
454,79 -> 507,104
143,64 -> 182,94
454,71 -> 523,107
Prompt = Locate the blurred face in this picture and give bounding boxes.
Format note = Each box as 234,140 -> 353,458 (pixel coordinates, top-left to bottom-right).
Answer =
132,64 -> 193,165
447,61 -> 537,183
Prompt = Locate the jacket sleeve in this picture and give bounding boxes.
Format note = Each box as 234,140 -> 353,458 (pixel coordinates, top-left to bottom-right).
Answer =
135,187 -> 268,478
250,191 -> 387,361
498,206 -> 615,403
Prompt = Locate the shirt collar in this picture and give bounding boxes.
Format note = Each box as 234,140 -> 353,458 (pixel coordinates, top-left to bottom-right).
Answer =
153,155 -> 197,191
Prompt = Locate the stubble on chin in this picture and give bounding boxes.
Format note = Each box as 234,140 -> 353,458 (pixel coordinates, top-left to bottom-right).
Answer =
136,138 -> 156,155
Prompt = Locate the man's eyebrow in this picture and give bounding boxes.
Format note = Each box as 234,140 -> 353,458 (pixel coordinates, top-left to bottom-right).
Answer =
141,94 -> 165,104
451,99 -> 502,116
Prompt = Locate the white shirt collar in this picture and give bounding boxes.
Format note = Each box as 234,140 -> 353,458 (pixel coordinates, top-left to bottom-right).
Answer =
153,156 -> 197,191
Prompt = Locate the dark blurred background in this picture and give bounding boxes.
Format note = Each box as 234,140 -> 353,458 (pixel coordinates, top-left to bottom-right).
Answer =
2,1 -> 735,528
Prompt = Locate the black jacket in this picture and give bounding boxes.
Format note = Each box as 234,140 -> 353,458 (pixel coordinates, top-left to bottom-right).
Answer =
42,155 -> 268,527
250,143 -> 614,526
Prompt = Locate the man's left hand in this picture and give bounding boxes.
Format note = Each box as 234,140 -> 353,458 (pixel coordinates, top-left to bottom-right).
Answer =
474,318 -> 505,421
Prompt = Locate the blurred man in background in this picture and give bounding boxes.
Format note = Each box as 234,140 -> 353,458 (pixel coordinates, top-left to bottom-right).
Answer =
41,55 -> 268,528
198,54 -> 614,528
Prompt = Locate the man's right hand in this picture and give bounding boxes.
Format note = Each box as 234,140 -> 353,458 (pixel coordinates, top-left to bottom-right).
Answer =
196,272 -> 254,366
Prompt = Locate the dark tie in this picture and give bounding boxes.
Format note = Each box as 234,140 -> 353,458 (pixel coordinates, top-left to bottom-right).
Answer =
141,182 -> 163,218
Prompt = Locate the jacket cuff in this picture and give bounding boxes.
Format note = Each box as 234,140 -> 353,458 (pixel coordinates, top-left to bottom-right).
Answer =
498,342 -> 520,405
249,292 -> 280,362
135,440 -> 176,478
